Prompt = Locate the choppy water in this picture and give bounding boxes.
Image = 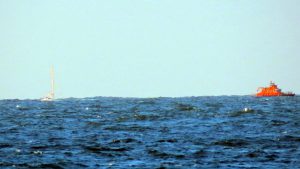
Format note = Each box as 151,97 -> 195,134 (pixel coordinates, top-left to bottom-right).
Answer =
0,96 -> 300,168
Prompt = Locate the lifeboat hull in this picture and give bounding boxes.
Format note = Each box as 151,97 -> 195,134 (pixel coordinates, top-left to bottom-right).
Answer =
256,93 -> 295,97
281,93 -> 295,97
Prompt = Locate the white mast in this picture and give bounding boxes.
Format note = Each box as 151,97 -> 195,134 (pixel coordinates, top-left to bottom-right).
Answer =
41,66 -> 55,101
50,65 -> 55,99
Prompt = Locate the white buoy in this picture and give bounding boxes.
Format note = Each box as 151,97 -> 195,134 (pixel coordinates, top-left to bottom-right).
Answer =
33,150 -> 43,155
244,107 -> 251,112
108,162 -> 114,166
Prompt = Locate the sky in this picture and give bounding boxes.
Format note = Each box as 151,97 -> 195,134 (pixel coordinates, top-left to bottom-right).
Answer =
0,0 -> 299,99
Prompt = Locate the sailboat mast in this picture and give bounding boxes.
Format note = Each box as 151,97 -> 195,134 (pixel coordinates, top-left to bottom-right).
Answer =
50,65 -> 55,98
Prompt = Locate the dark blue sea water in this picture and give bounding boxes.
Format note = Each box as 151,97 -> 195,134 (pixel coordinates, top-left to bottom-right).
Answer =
0,96 -> 300,168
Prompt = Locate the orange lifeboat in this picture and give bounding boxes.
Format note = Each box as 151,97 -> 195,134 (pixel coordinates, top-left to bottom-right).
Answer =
256,81 -> 295,97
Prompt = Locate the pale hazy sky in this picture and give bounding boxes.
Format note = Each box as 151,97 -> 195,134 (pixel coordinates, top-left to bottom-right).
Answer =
1,0 -> 299,99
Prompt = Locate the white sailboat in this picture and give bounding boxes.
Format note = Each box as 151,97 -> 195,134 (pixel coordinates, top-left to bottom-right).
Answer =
41,66 -> 55,101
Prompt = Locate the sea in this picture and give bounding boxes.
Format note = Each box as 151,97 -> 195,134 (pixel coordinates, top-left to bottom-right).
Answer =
0,96 -> 299,169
